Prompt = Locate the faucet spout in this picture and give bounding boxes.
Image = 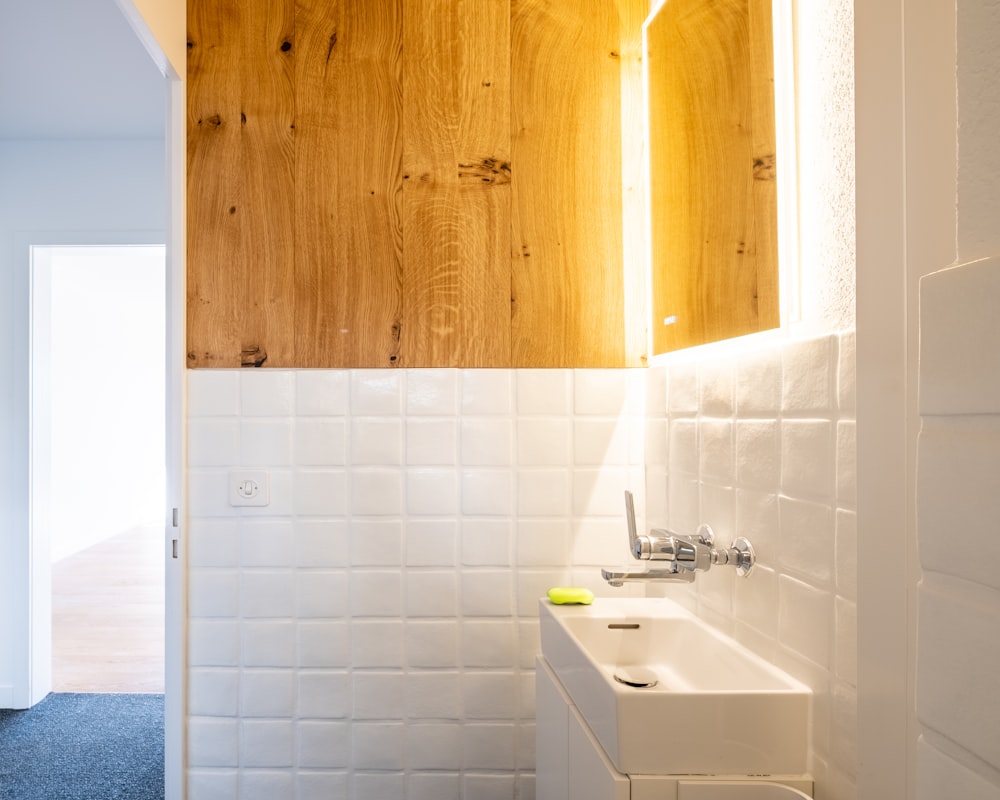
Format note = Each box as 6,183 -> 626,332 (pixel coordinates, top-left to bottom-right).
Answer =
600,566 -> 697,588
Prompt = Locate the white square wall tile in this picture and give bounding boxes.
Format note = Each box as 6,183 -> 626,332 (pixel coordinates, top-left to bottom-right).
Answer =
189,569 -> 239,617
188,419 -> 240,466
917,577 -> 1000,770
407,723 -> 463,769
294,469 -> 348,516
295,570 -> 349,618
461,519 -> 512,565
778,495 -> 835,585
351,620 -> 404,667
296,370 -> 349,416
241,520 -> 294,567
781,336 -> 835,413
574,419 -> 629,466
778,575 -> 832,667
350,418 -> 402,465
297,720 -> 350,768
189,519 -> 240,568
461,470 -> 512,515
406,468 -> 459,516
187,718 -> 239,768
516,520 -> 570,566
405,520 -> 457,566
352,671 -> 405,719
574,370 -> 627,415
517,470 -> 570,517
350,570 -> 403,617
295,519 -> 350,568
240,670 -> 295,717
461,370 -> 513,415
241,370 -> 295,416
920,257 -> 1000,414
405,621 -> 459,668
294,418 -> 347,466
736,420 -> 780,489
189,669 -> 239,716
189,620 -> 240,666
350,370 -> 402,415
406,419 -> 458,466
462,723 -> 516,770
406,571 -> 458,617
240,720 -> 294,767
780,419 -> 835,499
240,419 -> 293,465
517,418 -> 571,466
736,347 -> 782,415
571,468 -> 629,517
241,570 -> 296,617
461,620 -> 518,667
188,370 -> 241,417
297,621 -> 349,668
699,419 -> 734,484
351,469 -> 403,516
350,520 -> 403,566
240,620 -> 295,667
461,418 -> 513,465
460,571 -> 513,616
517,369 -> 571,415
407,369 -> 459,415
352,723 -> 404,769
837,420 -> 857,505
297,671 -> 350,718
837,330 -> 856,412
668,362 -> 699,414
462,673 -> 519,719
699,361 -> 735,416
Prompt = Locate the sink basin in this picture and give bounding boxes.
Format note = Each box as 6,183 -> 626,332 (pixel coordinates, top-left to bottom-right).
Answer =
539,597 -> 810,776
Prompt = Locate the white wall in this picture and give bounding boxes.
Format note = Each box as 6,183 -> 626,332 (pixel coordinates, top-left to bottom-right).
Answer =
912,1 -> 1000,795
0,139 -> 165,706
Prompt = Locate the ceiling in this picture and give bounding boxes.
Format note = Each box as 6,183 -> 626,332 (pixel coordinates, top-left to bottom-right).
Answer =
0,0 -> 165,140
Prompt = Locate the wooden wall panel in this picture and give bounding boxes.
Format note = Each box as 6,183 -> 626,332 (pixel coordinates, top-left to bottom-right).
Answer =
295,0 -> 404,368
188,0 -> 633,369
400,0 -> 512,368
188,0 -> 296,368
510,0 -> 626,368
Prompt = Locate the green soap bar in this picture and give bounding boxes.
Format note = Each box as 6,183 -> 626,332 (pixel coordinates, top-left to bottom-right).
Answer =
547,587 -> 595,605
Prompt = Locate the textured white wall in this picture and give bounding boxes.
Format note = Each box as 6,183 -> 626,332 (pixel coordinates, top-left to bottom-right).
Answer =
645,332 -> 856,799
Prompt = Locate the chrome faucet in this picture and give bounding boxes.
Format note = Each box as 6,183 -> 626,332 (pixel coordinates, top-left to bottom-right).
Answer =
601,491 -> 756,586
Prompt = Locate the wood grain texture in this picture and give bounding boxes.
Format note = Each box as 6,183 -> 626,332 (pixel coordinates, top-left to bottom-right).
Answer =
401,0 -> 511,367
187,0 -> 296,367
511,0 -> 626,367
647,0 -> 779,354
295,0 -> 404,368
188,0 -> 632,369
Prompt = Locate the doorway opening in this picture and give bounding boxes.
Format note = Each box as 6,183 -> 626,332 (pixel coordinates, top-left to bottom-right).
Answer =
31,244 -> 166,693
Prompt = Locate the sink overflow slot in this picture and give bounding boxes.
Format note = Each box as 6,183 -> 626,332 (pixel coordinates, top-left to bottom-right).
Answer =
607,623 -> 640,630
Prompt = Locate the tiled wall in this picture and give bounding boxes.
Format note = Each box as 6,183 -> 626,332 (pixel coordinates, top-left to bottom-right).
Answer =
916,259 -> 1000,799
185,333 -> 857,799
643,332 -> 857,800
185,368 -> 647,800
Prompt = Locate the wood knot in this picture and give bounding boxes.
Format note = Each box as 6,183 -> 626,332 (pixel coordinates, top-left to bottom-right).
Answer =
240,346 -> 268,368
457,157 -> 512,185
753,154 -> 776,180
200,114 -> 222,128
280,40 -> 292,52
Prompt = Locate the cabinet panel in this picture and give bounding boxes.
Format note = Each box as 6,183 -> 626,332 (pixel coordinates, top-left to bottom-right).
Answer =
568,702 -> 630,800
536,658 -> 570,800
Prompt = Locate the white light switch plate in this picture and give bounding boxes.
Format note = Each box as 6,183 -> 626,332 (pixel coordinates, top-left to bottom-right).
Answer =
229,469 -> 270,506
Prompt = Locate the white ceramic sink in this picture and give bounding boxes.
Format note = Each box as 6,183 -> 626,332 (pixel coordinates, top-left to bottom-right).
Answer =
539,597 -> 810,776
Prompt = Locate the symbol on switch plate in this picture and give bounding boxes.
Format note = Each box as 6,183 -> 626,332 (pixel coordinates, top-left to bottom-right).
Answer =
229,469 -> 270,507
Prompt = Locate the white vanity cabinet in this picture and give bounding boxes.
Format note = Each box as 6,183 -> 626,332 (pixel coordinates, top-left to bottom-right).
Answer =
537,657 -> 629,800
536,656 -> 814,800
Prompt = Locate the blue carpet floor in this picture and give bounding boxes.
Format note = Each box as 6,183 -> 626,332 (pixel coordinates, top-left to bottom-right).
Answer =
0,693 -> 163,800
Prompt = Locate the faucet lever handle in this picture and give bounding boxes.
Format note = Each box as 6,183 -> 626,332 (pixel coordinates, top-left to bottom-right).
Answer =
624,490 -> 638,551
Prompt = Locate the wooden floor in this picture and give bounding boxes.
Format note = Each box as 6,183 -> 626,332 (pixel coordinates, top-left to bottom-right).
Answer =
52,525 -> 165,693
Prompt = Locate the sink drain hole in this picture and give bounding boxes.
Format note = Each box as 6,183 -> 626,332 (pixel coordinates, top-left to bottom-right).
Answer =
613,666 -> 658,688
